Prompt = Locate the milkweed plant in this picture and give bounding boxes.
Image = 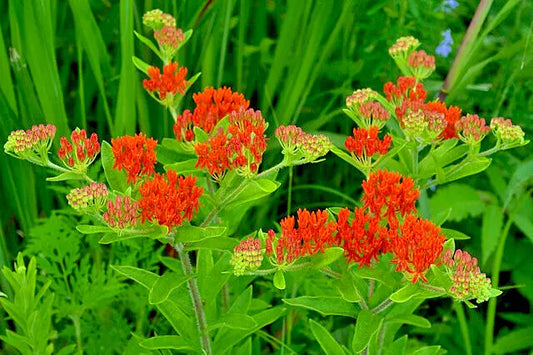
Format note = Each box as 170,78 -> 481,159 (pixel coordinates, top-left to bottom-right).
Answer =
2,9 -> 529,355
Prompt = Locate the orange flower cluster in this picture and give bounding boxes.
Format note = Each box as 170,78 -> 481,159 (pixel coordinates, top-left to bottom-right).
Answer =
111,133 -> 158,184
143,62 -> 188,100
383,76 -> 426,107
194,109 -> 267,179
425,101 -> 462,140
58,128 -> 100,169
266,209 -> 336,264
138,170 -> 203,229
345,126 -> 392,159
265,170 -> 444,283
173,87 -> 250,142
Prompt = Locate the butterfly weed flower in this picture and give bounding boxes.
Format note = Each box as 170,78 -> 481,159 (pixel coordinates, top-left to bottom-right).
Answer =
103,195 -> 139,229
142,9 -> 176,30
425,101 -> 462,140
407,50 -> 436,80
143,62 -> 188,107
490,117 -> 526,148
361,170 -> 419,230
345,96 -> 390,130
390,215 -> 446,283
111,133 -> 158,184
275,125 -> 305,156
230,237 -> 263,276
441,249 -> 493,303
345,126 -> 392,174
66,182 -> 108,213
174,87 -> 250,142
383,76 -> 427,109
4,124 -> 56,165
138,170 -> 203,229
58,128 -> 100,173
455,114 -> 490,146
154,26 -> 185,60
299,134 -> 331,162
266,209 -> 336,265
436,29 -> 453,58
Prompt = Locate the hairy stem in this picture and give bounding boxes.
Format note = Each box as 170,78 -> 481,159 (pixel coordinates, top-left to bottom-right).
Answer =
174,242 -> 212,355
454,301 -> 473,355
371,298 -> 394,314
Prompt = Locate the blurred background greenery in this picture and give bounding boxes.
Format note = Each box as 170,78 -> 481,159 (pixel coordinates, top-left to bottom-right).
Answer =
1,0 -> 532,353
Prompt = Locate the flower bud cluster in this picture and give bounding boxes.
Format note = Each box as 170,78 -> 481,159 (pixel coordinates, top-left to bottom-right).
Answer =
103,195 -> 139,229
274,125 -> 305,155
58,128 -> 100,172
230,237 -> 263,276
4,124 -> 56,163
490,117 -> 525,146
455,114 -> 490,145
66,182 -> 108,212
441,249 -> 493,303
388,36 -> 420,58
299,134 -> 331,162
154,26 -> 184,50
407,50 -> 435,80
142,9 -> 176,30
346,88 -> 378,108
274,125 -> 331,162
346,99 -> 390,129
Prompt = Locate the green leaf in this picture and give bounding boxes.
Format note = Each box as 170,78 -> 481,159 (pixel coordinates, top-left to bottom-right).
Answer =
283,296 -> 358,318
164,159 -> 199,175
221,313 -> 257,330
481,205 -> 503,265
46,171 -> 86,181
330,145 -> 359,170
134,30 -> 161,58
429,183 -> 484,222
98,225 -> 168,244
492,326 -> 533,354
76,225 -> 113,234
385,335 -> 408,355
273,270 -> 286,290
175,226 -> 226,243
309,319 -> 346,355
193,126 -> 210,143
441,228 -> 471,240
111,265 -> 158,289
311,247 -> 344,269
185,237 -> 238,251
148,272 -> 192,305
503,159 -> 533,208
334,273 -> 361,303
443,156 -> 491,183
224,178 -> 281,209
139,336 -> 195,351
389,283 -> 445,303
352,309 -> 383,353
411,345 -> 442,355
386,314 -> 431,328
489,288 -> 502,298
132,56 -> 150,75
101,141 -> 128,193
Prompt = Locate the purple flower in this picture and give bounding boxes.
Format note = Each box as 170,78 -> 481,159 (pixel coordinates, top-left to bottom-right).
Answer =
439,0 -> 459,13
436,29 -> 453,58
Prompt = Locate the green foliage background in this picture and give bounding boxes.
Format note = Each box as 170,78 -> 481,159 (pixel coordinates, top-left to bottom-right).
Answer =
0,0 -> 532,354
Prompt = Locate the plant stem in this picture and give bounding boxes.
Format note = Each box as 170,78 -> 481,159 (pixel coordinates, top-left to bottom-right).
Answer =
439,0 -> 494,100
371,298 -> 394,314
484,216 -> 513,355
287,165 -> 293,215
70,313 -> 84,354
173,242 -> 212,355
454,301 -> 473,355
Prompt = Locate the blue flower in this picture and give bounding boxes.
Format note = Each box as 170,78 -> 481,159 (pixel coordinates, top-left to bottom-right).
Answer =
439,0 -> 459,13
436,29 -> 453,58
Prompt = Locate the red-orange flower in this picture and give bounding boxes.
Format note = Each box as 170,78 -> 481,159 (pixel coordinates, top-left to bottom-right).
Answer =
266,209 -> 336,264
173,87 -> 250,141
345,126 -> 392,159
58,128 -> 100,169
143,62 -> 188,100
336,207 -> 389,267
383,76 -> 426,105
390,215 -> 446,283
138,170 -> 203,229
425,101 -> 462,140
361,170 -> 419,229
111,133 -> 158,184
194,109 -> 267,179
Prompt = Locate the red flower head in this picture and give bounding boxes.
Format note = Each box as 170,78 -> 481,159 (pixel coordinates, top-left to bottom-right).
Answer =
58,128 -> 100,171
336,207 -> 389,267
173,87 -> 250,142
138,170 -> 203,229
390,215 -> 446,283
268,209 -> 336,264
361,170 -> 419,229
111,133 -> 158,184
345,126 -> 392,162
143,62 -> 188,100
425,101 -> 462,140
194,109 -> 267,179
103,195 -> 139,229
455,114 -> 490,145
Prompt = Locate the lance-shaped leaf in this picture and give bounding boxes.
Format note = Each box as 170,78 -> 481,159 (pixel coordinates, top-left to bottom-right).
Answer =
283,296 -> 358,318
175,226 -> 226,243
310,319 -> 346,355
98,224 -> 169,244
352,309 -> 383,353
148,272 -> 193,304
101,141 -> 128,193
139,335 -> 196,352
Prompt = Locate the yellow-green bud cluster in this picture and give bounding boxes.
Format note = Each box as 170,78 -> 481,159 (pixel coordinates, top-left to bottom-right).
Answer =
490,117 -> 525,146
67,182 -> 108,212
142,9 -> 176,30
455,114 -> 490,146
389,36 -> 420,58
346,88 -> 378,109
4,124 -> 56,161
230,237 -> 263,276
300,134 -> 331,162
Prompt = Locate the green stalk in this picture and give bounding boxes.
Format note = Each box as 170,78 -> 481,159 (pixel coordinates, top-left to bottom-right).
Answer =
484,216 -> 513,355
454,301 -> 473,355
287,165 -> 293,215
439,0 -> 494,100
174,241 -> 212,355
